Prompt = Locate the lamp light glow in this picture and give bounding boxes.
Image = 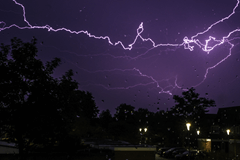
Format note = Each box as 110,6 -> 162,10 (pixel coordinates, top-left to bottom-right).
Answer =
186,123 -> 191,131
226,129 -> 230,135
197,130 -> 200,135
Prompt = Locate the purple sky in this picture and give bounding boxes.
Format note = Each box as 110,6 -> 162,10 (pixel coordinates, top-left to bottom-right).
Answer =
1,0 -> 240,115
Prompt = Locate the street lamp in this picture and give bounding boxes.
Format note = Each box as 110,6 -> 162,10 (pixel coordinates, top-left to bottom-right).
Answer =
226,129 -> 230,135
186,123 -> 191,160
186,123 -> 191,131
139,128 -> 147,144
197,130 -> 200,135
139,128 -> 142,144
196,130 -> 200,150
226,129 -> 230,159
139,128 -> 147,132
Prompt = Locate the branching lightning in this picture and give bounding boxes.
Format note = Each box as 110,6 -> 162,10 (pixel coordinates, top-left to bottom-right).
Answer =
1,0 -> 240,95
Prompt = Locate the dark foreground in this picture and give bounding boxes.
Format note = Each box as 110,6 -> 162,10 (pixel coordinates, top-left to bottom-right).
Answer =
0,153 -> 111,160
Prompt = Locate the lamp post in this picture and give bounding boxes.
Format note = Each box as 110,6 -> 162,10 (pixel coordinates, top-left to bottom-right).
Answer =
139,128 -> 147,144
226,129 -> 230,135
139,128 -> 142,144
186,123 -> 191,131
186,123 -> 191,160
197,130 -> 200,136
144,128 -> 147,144
226,129 -> 230,159
196,130 -> 200,150
139,128 -> 147,132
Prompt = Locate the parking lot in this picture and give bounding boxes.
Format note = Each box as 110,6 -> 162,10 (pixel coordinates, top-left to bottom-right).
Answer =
155,154 -> 174,160
155,146 -> 208,160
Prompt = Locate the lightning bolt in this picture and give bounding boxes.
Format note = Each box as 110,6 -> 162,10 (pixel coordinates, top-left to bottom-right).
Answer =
1,0 -> 240,95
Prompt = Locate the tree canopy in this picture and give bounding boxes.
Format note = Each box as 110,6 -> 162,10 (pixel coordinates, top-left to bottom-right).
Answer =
170,87 -> 216,143
114,103 -> 135,122
0,37 -> 99,155
171,87 -> 216,118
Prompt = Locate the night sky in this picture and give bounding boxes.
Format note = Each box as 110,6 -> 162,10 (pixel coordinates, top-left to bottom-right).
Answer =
1,0 -> 240,115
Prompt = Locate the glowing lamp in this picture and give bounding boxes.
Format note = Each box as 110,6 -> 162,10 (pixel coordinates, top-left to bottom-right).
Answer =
226,129 -> 230,135
197,130 -> 200,135
186,123 -> 191,131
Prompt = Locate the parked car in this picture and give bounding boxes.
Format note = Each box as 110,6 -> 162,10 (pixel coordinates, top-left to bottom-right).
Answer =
163,147 -> 186,158
157,147 -> 171,157
172,148 -> 187,157
175,150 -> 198,160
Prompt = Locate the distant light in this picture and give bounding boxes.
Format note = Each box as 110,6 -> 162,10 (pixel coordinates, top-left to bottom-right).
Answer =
206,139 -> 211,141
144,128 -> 147,132
139,128 -> 142,132
226,129 -> 230,135
197,130 -> 200,135
186,123 -> 191,131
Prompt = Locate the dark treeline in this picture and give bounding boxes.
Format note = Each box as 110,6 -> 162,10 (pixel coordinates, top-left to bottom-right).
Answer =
0,38 -> 216,157
98,86 -> 215,146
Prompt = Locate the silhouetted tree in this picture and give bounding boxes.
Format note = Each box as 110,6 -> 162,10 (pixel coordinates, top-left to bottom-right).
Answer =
170,87 -> 216,147
99,109 -> 113,131
114,103 -> 135,123
0,37 -> 62,156
0,37 -> 98,156
135,108 -> 153,127
151,110 -> 169,145
171,87 -> 215,120
108,104 -> 138,143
